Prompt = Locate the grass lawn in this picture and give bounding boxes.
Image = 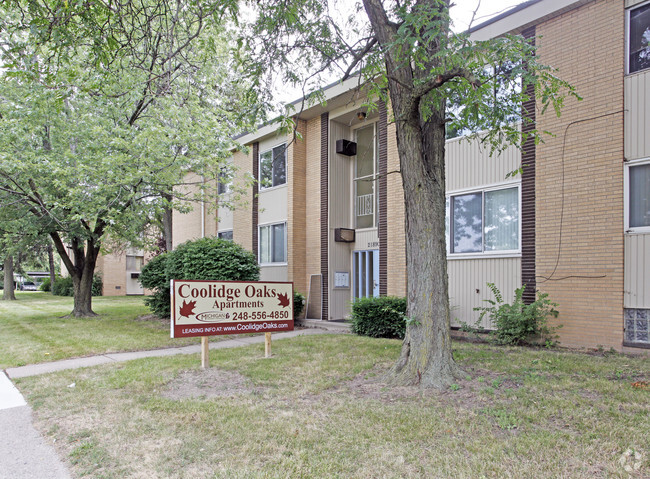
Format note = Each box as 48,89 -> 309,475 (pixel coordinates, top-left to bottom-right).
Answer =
0,292 -> 201,368
15,335 -> 649,478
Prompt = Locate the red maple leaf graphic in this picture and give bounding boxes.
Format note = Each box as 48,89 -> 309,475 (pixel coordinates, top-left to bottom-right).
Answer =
277,293 -> 290,308
179,300 -> 196,318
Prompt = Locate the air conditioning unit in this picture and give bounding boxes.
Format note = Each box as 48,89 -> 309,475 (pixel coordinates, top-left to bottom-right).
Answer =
336,139 -> 357,157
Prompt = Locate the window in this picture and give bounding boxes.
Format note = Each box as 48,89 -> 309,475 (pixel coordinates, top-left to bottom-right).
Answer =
259,223 -> 286,264
126,255 -> 144,271
218,230 -> 233,241
628,2 -> 650,74
628,160 -> 650,230
354,124 -> 378,229
447,186 -> 519,254
217,167 -> 231,195
259,144 -> 287,189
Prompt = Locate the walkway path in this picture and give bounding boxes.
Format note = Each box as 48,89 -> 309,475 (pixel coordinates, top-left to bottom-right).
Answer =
1,326 -> 346,478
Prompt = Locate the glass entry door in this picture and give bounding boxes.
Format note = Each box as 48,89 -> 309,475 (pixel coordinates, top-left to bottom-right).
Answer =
353,250 -> 379,299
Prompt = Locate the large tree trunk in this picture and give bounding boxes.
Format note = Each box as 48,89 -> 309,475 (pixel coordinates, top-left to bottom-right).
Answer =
47,242 -> 56,291
2,255 -> 16,300
162,192 -> 173,252
386,95 -> 462,388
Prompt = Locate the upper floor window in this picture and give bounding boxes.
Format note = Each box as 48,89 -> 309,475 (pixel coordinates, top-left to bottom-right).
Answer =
628,2 -> 650,74
259,222 -> 286,264
259,144 -> 287,189
217,166 -> 231,195
446,186 -> 519,255
627,160 -> 650,231
354,123 -> 378,229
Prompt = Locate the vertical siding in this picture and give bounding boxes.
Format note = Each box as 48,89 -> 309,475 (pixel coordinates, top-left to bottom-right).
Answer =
449,258 -> 521,329
232,149 -> 253,251
445,136 -> 521,192
624,234 -> 650,308
258,187 -> 288,224
354,229 -> 379,250
328,120 -> 353,319
260,266 -> 288,282
624,70 -> 650,161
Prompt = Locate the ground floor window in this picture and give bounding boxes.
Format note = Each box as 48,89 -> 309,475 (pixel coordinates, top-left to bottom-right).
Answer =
446,185 -> 519,254
218,230 -> 233,241
259,223 -> 286,264
625,308 -> 649,345
353,250 -> 379,299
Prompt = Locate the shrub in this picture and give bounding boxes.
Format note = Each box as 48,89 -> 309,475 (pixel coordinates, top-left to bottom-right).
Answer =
293,291 -> 305,318
474,283 -> 560,346
40,277 -> 52,292
351,296 -> 407,339
52,274 -> 103,297
140,237 -> 260,318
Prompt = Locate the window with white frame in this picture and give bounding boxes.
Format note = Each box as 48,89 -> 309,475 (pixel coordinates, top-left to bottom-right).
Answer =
217,166 -> 231,195
447,186 -> 519,254
259,223 -> 286,264
218,230 -> 233,241
354,123 -> 378,229
628,160 -> 650,230
628,2 -> 650,74
259,144 -> 287,189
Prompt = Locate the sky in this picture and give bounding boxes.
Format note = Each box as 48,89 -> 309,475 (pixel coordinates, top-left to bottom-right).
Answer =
273,0 -> 526,106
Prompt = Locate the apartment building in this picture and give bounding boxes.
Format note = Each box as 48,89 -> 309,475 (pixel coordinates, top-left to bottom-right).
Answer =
173,0 -> 650,352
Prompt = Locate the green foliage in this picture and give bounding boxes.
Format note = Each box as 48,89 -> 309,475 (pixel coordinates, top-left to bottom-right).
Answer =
474,283 -> 560,346
140,238 -> 260,318
293,291 -> 305,318
52,275 -> 102,297
40,277 -> 52,292
351,296 -> 407,340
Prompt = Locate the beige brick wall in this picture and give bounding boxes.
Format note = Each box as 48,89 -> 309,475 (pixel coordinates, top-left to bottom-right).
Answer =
232,149 -> 253,252
386,120 -> 407,297
305,117 -> 322,290
97,252 -> 127,296
535,0 -> 625,349
288,120 -> 308,295
172,172 -> 218,248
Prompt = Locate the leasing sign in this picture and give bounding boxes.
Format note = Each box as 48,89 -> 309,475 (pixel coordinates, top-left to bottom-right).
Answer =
170,280 -> 294,338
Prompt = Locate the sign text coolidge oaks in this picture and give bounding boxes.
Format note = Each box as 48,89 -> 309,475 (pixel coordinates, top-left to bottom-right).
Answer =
170,280 -> 294,338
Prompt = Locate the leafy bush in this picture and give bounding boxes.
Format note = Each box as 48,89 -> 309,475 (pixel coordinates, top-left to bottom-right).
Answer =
351,296 -> 407,339
140,237 -> 260,318
52,275 -> 103,297
40,277 -> 52,292
293,291 -> 305,318
474,283 -> 560,346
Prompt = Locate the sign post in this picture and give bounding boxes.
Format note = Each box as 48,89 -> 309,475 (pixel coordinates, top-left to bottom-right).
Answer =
170,280 -> 294,364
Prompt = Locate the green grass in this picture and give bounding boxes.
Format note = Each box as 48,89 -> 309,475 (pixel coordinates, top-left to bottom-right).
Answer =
15,335 -> 650,478
0,293 -> 201,368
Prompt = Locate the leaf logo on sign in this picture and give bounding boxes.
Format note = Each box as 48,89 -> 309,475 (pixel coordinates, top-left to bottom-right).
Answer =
179,300 -> 196,318
277,293 -> 290,308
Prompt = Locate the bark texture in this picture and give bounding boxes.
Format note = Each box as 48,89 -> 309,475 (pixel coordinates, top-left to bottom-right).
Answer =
363,0 -> 462,388
2,255 -> 16,300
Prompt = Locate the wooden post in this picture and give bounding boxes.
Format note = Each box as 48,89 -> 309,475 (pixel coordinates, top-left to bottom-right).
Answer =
265,332 -> 272,358
201,337 -> 209,368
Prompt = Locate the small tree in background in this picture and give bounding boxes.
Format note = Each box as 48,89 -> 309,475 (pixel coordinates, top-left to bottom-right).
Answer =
140,237 -> 260,318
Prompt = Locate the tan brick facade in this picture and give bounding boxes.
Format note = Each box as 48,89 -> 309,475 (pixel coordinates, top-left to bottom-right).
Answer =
287,120 -> 308,295
96,252 -> 127,296
535,0 -> 625,348
232,149 -> 254,251
386,120 -> 407,297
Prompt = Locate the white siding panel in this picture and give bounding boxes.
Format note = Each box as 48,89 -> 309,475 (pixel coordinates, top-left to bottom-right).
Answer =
354,229 -> 379,250
624,234 -> 650,308
445,135 -> 521,192
260,265 -> 288,282
258,186 -> 288,225
449,257 -> 521,330
625,70 -> 650,161
329,120 -> 354,320
217,202 -> 233,232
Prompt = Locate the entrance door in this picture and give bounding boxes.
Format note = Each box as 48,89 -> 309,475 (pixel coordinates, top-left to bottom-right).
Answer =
353,250 -> 379,299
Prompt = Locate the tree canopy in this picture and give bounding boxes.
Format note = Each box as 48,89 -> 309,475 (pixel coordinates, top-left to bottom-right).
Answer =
0,0 -> 263,315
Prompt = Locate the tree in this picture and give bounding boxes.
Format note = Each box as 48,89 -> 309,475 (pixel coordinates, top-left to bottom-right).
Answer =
241,0 -> 576,387
0,1 -> 261,316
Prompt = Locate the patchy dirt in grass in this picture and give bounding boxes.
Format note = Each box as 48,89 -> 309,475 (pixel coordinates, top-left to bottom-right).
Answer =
135,313 -> 168,326
161,368 -> 262,400
324,366 -> 522,411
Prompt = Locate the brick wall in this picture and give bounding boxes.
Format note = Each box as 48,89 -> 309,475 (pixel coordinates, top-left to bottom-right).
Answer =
232,149 -> 253,252
288,120 -> 308,295
97,252 -> 127,296
385,119 -> 407,297
535,0 -> 625,349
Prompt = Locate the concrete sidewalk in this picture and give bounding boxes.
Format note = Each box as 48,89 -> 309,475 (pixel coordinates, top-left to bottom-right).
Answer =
1,327 -> 343,478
